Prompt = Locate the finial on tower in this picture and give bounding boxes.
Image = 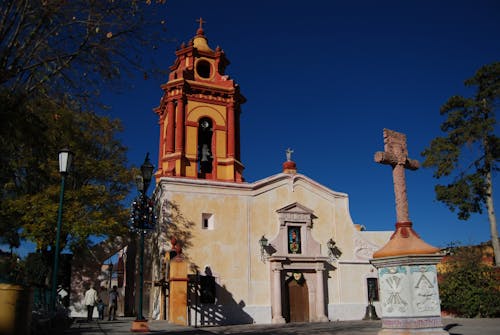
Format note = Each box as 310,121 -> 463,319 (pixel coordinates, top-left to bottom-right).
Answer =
286,148 -> 294,162
192,17 -> 212,52
283,148 -> 297,174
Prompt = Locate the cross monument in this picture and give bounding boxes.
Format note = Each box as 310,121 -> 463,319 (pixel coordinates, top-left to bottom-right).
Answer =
374,128 -> 419,223
370,129 -> 447,335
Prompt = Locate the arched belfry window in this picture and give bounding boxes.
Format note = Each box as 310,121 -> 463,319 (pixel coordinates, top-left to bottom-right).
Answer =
198,117 -> 213,175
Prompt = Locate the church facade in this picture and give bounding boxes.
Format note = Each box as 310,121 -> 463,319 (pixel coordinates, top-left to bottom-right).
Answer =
149,24 -> 391,324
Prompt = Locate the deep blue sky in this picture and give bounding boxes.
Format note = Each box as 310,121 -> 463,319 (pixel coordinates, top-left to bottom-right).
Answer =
9,1 -> 499,257
105,0 -> 500,250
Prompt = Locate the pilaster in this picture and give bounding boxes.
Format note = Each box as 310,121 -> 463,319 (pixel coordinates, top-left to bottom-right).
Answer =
270,262 -> 286,324
315,263 -> 328,322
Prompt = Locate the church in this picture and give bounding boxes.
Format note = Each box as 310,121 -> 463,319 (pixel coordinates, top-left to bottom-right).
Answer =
148,23 -> 392,324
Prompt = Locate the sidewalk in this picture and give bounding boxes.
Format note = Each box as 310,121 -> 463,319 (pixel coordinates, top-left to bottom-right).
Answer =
65,317 -> 500,335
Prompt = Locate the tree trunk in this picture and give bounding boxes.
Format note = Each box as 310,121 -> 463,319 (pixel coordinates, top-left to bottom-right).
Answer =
485,170 -> 499,267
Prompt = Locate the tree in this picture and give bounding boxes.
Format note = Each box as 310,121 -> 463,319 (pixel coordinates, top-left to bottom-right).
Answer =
0,93 -> 134,254
438,244 -> 500,317
421,62 -> 500,266
0,0 -> 168,253
0,0 -> 167,101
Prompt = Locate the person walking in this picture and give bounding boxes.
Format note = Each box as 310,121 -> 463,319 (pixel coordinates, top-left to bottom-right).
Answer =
108,285 -> 119,321
84,284 -> 99,321
97,299 -> 106,320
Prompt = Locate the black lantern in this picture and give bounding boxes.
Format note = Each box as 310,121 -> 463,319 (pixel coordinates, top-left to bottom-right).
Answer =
140,153 -> 154,192
259,235 -> 268,262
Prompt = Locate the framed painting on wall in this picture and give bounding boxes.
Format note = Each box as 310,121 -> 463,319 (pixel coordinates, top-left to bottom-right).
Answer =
288,226 -> 301,254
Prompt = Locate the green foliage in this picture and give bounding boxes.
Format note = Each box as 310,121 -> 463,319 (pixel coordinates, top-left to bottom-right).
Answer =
421,62 -> 499,220
24,252 -> 50,287
439,245 -> 500,317
0,91 -> 133,253
0,0 -> 167,257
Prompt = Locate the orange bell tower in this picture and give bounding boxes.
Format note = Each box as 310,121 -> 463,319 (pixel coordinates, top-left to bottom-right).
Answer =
155,19 -> 246,182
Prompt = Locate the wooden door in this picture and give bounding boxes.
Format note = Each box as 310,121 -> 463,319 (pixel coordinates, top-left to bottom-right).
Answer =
287,278 -> 309,322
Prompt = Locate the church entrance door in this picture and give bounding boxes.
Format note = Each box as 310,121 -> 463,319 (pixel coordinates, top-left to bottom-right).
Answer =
287,275 -> 309,322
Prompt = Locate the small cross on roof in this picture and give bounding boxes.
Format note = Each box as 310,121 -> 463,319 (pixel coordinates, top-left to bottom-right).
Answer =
196,17 -> 206,30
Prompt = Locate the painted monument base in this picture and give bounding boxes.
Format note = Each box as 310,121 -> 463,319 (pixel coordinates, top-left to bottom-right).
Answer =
130,320 -> 149,332
371,255 -> 448,335
377,317 -> 448,334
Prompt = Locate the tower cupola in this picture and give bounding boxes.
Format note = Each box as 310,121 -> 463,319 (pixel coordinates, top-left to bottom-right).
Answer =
154,20 -> 246,182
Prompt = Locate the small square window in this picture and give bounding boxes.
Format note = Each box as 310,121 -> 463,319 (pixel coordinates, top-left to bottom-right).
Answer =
202,213 -> 214,230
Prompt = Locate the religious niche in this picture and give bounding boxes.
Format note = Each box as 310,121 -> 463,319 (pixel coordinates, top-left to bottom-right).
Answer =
269,202 -> 323,259
288,226 -> 301,254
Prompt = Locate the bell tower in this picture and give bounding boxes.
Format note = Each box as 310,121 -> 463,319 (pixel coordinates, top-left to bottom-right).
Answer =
155,19 -> 246,182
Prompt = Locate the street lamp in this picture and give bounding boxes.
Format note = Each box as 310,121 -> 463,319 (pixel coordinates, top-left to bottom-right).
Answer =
51,148 -> 73,312
259,235 -> 268,262
131,153 -> 155,331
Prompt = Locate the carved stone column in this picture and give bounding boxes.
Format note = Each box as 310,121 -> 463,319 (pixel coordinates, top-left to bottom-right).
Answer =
271,262 -> 285,324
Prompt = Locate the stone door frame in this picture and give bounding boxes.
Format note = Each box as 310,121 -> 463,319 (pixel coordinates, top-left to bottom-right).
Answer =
269,258 -> 328,323
268,202 -> 329,323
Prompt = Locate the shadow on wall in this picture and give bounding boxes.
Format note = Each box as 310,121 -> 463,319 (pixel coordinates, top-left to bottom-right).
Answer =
151,199 -> 196,278
152,200 -> 252,325
157,199 -> 195,252
188,282 -> 253,326
187,267 -> 253,326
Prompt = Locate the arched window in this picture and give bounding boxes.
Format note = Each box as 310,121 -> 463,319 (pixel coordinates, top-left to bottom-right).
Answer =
198,117 -> 213,175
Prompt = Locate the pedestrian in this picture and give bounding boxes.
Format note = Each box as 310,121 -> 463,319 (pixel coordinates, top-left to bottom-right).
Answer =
108,285 -> 119,321
84,284 -> 98,321
97,299 -> 106,320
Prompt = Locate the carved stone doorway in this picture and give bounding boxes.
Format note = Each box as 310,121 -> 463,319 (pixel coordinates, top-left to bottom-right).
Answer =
286,275 -> 309,322
268,203 -> 329,324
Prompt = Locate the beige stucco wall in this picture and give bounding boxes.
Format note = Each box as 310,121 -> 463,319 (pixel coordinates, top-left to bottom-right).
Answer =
153,172 -> 391,324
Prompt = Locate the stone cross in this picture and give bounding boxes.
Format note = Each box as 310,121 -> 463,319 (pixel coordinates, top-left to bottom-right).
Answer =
374,129 -> 419,223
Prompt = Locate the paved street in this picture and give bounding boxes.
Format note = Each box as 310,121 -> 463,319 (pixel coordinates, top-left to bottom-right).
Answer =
65,317 -> 500,335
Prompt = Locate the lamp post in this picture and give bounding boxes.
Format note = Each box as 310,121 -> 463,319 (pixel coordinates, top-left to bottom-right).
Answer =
51,148 -> 73,312
108,260 -> 113,289
131,153 -> 155,331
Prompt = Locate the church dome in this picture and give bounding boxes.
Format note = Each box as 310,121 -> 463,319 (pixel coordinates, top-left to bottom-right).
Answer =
192,27 -> 213,52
